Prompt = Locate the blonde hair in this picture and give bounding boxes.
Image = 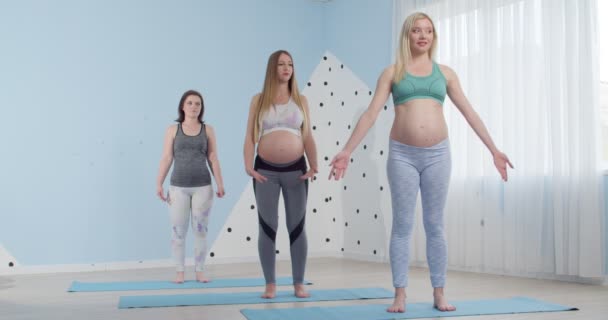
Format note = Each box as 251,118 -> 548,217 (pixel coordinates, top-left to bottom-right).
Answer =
252,50 -> 309,141
393,12 -> 438,83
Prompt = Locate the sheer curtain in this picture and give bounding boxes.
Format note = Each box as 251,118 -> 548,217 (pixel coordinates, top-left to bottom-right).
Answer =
394,0 -> 605,279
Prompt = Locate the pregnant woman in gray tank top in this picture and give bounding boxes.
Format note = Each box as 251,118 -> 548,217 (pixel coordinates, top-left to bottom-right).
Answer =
156,90 -> 226,284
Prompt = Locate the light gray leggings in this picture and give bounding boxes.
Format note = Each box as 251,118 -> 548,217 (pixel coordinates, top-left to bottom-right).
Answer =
253,155 -> 308,285
387,138 -> 451,288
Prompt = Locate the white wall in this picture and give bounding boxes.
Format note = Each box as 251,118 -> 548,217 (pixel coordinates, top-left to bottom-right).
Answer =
210,52 -> 395,266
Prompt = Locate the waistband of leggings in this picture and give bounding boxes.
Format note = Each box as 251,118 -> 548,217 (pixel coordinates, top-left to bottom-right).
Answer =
254,155 -> 307,172
389,138 -> 450,151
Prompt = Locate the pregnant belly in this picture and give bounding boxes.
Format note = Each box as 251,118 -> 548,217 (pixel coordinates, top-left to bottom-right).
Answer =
257,131 -> 304,164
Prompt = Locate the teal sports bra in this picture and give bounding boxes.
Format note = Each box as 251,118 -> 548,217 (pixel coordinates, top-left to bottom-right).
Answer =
392,62 -> 447,106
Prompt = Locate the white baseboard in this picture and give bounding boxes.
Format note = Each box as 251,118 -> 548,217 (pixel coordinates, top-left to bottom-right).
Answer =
0,250 -> 343,276
409,261 -> 607,286
0,259 -> 175,276
2,253 -> 604,286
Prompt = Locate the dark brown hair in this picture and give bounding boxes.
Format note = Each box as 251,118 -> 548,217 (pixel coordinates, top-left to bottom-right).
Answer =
175,90 -> 204,123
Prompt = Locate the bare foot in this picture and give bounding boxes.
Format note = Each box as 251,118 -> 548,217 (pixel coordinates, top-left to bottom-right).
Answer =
195,271 -> 210,283
294,283 -> 310,298
261,283 -> 276,299
387,288 -> 406,313
433,288 -> 456,312
173,271 -> 185,284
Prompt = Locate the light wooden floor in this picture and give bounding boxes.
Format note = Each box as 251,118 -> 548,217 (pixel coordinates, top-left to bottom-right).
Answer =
1,258 -> 607,320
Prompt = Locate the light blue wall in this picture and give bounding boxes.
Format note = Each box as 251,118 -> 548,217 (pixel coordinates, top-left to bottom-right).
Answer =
324,0 -> 393,89
0,0 -> 324,265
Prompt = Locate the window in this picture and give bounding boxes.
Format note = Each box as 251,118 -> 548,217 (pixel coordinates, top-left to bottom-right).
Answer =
599,1 -> 608,163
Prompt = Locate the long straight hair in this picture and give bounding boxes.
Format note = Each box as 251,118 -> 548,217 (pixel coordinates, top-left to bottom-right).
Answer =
393,12 -> 438,83
252,50 -> 309,141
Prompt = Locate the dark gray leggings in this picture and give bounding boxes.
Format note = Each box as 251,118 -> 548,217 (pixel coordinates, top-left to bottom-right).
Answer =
253,155 -> 308,285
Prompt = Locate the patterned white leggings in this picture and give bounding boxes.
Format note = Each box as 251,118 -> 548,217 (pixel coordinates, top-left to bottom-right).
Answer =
168,185 -> 214,272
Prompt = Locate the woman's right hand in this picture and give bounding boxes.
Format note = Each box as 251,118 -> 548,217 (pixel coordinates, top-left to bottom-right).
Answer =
247,168 -> 268,183
157,185 -> 167,202
328,150 -> 351,181
492,151 -> 514,182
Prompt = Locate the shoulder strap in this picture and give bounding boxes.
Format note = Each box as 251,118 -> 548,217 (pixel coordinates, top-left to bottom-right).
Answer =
175,123 -> 182,137
202,123 -> 209,154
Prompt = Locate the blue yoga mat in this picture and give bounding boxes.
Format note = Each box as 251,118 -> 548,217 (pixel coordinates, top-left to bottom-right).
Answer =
118,287 -> 393,309
241,296 -> 577,320
68,276 -> 311,292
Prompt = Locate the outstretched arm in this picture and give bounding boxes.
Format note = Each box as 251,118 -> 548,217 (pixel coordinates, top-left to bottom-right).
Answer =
329,65 -> 394,180
443,65 -> 514,181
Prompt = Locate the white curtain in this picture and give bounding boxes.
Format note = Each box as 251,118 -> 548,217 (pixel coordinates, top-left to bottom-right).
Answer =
394,0 -> 605,278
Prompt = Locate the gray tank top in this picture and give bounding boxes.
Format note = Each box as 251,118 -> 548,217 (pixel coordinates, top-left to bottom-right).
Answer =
170,123 -> 212,187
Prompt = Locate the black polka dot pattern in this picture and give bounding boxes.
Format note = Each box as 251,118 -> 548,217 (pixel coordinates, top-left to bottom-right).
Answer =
206,53 -> 391,263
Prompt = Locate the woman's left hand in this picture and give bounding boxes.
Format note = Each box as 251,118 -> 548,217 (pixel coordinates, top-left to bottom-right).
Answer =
216,185 -> 226,198
493,151 -> 514,181
300,167 -> 318,181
